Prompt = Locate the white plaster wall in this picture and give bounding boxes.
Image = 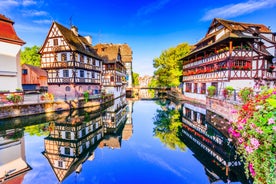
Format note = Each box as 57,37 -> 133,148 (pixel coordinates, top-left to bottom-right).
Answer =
0,42 -> 22,91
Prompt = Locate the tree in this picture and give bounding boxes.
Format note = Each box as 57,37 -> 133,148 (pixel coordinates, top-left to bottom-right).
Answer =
132,72 -> 139,87
152,43 -> 191,87
20,45 -> 41,66
153,101 -> 186,151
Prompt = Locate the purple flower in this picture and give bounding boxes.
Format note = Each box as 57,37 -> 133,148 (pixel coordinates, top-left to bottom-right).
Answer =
231,109 -> 238,114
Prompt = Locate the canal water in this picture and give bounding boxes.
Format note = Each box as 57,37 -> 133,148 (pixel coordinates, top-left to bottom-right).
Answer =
0,97 -> 250,184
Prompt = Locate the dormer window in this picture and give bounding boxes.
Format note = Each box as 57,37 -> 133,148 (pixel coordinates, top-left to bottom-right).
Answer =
117,53 -> 121,61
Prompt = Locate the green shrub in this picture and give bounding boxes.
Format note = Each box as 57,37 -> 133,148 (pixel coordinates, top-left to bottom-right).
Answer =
207,86 -> 216,96
238,87 -> 254,103
83,91 -> 89,102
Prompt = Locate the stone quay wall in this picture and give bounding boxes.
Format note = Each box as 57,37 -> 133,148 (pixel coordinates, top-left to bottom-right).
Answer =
0,95 -> 114,120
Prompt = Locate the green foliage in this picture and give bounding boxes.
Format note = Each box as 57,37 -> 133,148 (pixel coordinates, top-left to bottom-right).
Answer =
153,103 -> 186,151
83,91 -> 89,102
153,43 -> 191,87
222,86 -> 234,99
229,88 -> 276,184
238,87 -> 254,103
207,86 -> 216,96
20,45 -> 41,66
132,72 -> 140,86
6,93 -> 23,103
24,123 -> 49,136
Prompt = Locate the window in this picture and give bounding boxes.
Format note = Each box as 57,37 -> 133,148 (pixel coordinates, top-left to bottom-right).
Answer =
80,55 -> 84,62
117,54 -> 121,61
193,111 -> 197,121
63,70 -> 69,77
82,129 -> 86,136
80,70 -> 84,78
22,69 -> 28,75
185,108 -> 191,119
200,83 -> 206,94
65,86 -> 71,91
93,59 -> 96,65
58,161 -> 63,167
65,131 -> 71,139
185,83 -> 192,92
61,53 -> 67,61
110,76 -> 114,82
194,83 -> 198,93
53,39 -> 58,46
65,147 -> 70,155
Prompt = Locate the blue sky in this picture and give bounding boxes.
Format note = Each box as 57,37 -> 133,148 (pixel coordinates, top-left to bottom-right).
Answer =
1,0 -> 276,76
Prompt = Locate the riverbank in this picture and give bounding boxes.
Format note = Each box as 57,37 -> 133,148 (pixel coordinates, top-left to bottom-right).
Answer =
0,94 -> 114,120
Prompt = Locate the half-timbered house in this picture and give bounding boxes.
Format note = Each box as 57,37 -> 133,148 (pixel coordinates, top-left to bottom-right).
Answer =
0,14 -> 25,92
94,43 -> 127,99
21,64 -> 47,92
42,111 -> 104,182
39,22 -> 102,99
181,18 -> 276,102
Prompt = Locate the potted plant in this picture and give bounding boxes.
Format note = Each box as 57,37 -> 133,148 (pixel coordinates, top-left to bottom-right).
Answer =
238,87 -> 254,103
207,86 -> 216,97
222,86 -> 234,99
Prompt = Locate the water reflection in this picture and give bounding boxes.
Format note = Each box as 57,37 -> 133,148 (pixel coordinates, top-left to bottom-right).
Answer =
42,96 -> 131,182
0,127 -> 31,182
180,101 -> 249,184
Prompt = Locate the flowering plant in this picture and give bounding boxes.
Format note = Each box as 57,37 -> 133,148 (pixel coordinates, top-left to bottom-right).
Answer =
229,87 -> 276,184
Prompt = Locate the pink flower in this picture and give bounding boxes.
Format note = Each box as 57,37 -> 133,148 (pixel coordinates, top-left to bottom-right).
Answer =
231,109 -> 238,114
250,138 -> 260,149
273,126 -> 276,132
256,127 -> 263,134
249,163 -> 256,177
238,137 -> 244,144
268,118 -> 275,125
245,146 -> 254,154
237,124 -> 244,130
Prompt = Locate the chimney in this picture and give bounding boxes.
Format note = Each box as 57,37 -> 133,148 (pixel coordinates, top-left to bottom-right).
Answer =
71,25 -> 78,36
84,35 -> 92,45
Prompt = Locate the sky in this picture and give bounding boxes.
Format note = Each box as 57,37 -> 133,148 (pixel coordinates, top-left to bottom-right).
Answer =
1,0 -> 276,76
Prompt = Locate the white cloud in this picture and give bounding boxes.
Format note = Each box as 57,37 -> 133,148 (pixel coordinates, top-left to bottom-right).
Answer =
0,0 -> 19,11
202,0 -> 276,21
137,0 -> 171,17
33,19 -> 52,24
22,0 -> 37,6
22,10 -> 48,17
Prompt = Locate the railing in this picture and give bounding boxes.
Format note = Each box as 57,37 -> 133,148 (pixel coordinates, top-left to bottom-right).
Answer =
184,49 -> 252,69
41,61 -> 101,71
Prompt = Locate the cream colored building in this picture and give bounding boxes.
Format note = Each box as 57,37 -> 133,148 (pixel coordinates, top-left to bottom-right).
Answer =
0,14 -> 25,92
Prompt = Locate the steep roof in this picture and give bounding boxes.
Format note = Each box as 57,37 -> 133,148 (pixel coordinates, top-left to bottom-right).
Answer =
23,64 -> 47,77
188,18 -> 272,56
50,22 -> 101,59
0,14 -> 25,45
94,43 -> 132,63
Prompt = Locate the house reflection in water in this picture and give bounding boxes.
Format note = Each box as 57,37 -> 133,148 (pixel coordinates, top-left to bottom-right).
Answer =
42,96 -> 133,182
42,110 -> 105,182
99,96 -> 130,149
0,128 -> 31,183
180,102 -> 249,183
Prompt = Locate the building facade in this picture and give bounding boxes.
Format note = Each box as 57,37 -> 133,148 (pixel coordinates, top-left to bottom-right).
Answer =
21,64 -> 48,92
39,22 -> 102,99
94,43 -> 127,99
0,14 -> 25,92
181,18 -> 276,102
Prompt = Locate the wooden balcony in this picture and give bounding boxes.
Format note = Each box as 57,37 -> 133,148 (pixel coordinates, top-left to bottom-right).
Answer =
41,61 -> 101,71
184,49 -> 253,69
48,77 -> 100,84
